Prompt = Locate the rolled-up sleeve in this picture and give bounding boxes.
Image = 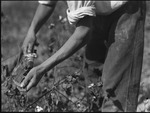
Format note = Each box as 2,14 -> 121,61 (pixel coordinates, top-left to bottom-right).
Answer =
67,1 -> 96,25
38,1 -> 51,5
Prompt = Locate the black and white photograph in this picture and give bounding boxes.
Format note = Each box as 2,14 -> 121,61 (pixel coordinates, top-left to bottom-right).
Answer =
1,1 -> 150,112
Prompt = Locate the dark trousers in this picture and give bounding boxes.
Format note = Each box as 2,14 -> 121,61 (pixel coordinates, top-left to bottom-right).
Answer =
83,1 -> 146,112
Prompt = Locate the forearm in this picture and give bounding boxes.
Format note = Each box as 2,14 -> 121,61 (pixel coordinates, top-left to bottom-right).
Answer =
40,16 -> 94,74
27,2 -> 57,35
41,33 -> 87,72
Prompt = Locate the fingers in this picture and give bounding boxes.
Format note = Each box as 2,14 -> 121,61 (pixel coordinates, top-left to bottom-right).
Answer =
23,43 -> 36,55
22,37 -> 38,55
17,50 -> 23,63
20,76 -> 37,92
23,44 -> 29,55
19,65 -> 42,92
23,45 -> 27,55
27,44 -> 33,53
13,76 -> 31,92
20,74 -> 32,88
26,78 -> 36,92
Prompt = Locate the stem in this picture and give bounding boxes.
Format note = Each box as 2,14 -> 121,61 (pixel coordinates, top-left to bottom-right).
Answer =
23,77 -> 66,111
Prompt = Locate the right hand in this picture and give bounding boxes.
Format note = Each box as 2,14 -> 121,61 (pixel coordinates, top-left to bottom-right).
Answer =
19,65 -> 46,92
2,33 -> 37,77
22,32 -> 37,55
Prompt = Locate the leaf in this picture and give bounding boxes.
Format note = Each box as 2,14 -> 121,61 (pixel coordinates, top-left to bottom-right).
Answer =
47,94 -> 53,106
66,86 -> 72,96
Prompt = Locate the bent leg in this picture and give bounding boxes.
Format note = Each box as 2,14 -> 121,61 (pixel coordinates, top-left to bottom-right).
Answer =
101,1 -> 146,112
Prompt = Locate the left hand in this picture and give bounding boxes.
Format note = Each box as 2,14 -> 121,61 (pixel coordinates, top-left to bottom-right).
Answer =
19,65 -> 45,92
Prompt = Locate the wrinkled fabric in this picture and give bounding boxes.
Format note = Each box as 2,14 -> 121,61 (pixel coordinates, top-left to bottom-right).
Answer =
66,1 -> 96,25
66,1 -> 127,25
38,1 -> 127,25
83,1 -> 146,112
110,1 -> 127,9
101,1 -> 146,112
38,1 -> 51,5
95,1 -> 127,15
66,6 -> 96,25
38,0 -> 146,112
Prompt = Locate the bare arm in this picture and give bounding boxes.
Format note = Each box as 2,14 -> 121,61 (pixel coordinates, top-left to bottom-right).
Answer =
20,16 -> 94,91
2,1 -> 58,79
28,1 -> 57,34
23,1 -> 58,53
40,16 -> 94,73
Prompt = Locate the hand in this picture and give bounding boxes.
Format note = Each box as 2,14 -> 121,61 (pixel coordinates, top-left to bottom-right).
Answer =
22,32 -> 37,55
19,65 -> 45,92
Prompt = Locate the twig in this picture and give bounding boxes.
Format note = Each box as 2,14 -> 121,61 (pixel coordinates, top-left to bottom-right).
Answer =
23,89 -> 53,111
54,88 -> 77,106
23,77 -> 67,111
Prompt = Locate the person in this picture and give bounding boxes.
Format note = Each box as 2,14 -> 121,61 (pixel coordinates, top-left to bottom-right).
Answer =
2,1 -> 146,112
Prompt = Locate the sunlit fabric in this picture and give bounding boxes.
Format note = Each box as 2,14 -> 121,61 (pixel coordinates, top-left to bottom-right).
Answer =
39,1 -> 127,25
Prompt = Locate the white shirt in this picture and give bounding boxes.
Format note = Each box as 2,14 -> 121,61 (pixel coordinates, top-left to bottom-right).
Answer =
39,1 -> 127,25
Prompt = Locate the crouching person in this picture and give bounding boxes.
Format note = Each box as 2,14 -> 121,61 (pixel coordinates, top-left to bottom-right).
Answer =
2,1 -> 146,112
